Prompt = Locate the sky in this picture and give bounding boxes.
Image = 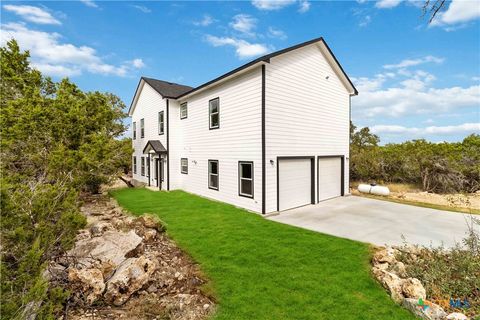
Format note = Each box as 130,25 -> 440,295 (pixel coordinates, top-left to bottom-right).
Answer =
1,0 -> 479,144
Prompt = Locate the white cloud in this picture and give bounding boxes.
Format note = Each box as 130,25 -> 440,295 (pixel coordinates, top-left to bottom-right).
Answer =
298,0 -> 310,13
204,35 -> 269,59
267,26 -> 287,40
375,0 -> 402,9
0,22 -> 142,77
132,5 -> 151,13
3,5 -> 61,25
370,123 -> 480,136
359,15 -> 372,27
431,0 -> 480,27
230,14 -> 257,36
131,58 -> 145,69
251,0 -> 296,10
472,76 -> 480,81
193,14 -> 215,27
80,0 -> 98,8
383,55 -> 444,69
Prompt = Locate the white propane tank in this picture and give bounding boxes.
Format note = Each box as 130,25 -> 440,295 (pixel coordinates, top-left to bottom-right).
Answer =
358,184 -> 390,196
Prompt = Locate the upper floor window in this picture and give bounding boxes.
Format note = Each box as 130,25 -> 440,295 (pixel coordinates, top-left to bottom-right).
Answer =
209,98 -> 220,130
158,111 -> 164,135
239,161 -> 254,198
133,156 -> 137,174
141,157 -> 145,176
133,122 -> 136,140
181,158 -> 188,174
140,119 -> 145,138
180,102 -> 188,119
208,160 -> 219,190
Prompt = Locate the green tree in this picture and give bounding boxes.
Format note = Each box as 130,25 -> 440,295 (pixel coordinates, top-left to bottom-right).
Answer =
1,39 -> 131,318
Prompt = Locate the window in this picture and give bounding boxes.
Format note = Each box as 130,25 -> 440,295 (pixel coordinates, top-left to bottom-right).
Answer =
239,161 -> 254,198
141,157 -> 145,176
158,111 -> 164,135
133,122 -> 136,140
180,102 -> 188,119
208,160 -> 219,190
209,98 -> 220,129
140,119 -> 145,138
133,156 -> 137,174
146,157 -> 150,177
181,158 -> 188,174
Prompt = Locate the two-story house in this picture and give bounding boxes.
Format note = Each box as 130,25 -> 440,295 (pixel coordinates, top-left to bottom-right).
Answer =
129,37 -> 358,214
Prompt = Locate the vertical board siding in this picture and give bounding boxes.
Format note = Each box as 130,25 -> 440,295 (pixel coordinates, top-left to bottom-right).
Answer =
131,83 -> 168,186
265,44 -> 350,213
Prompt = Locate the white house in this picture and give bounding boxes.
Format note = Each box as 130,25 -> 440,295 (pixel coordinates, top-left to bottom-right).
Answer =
129,37 -> 358,214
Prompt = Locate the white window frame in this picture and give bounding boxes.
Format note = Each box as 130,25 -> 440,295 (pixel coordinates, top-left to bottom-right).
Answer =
180,102 -> 188,119
208,160 -> 219,190
158,111 -> 164,135
133,156 -> 137,174
181,158 -> 188,174
140,118 -> 145,138
209,98 -> 220,130
239,161 -> 254,198
133,122 -> 136,140
141,157 -> 145,176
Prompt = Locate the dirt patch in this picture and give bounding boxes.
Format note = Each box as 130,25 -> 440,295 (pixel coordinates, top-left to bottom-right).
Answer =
351,182 -> 480,212
48,194 -> 214,320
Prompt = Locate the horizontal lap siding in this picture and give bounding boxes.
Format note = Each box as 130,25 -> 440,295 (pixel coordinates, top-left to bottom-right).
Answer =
173,69 -> 262,212
131,83 -> 167,185
265,45 -> 350,213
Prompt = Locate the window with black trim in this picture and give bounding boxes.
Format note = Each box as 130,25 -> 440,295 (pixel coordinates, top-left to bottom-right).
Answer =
180,102 -> 188,119
146,158 -> 150,177
140,118 -> 145,138
239,161 -> 253,198
181,158 -> 188,174
133,156 -> 137,174
158,111 -> 164,135
141,157 -> 145,176
133,122 -> 136,140
209,98 -> 219,129
208,160 -> 219,190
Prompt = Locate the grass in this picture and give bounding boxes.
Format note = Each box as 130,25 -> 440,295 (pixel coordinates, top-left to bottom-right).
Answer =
111,188 -> 416,320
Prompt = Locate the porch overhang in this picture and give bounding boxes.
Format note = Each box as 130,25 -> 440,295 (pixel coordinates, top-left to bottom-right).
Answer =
143,140 -> 167,154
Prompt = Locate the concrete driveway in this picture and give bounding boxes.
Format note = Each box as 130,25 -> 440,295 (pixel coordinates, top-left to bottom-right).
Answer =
268,196 -> 478,248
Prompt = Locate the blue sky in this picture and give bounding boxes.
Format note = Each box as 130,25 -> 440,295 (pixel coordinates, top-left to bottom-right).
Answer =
1,0 -> 479,144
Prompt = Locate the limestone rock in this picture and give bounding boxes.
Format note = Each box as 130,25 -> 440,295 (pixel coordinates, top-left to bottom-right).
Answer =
68,230 -> 142,268
135,215 -> 165,232
446,313 -> 468,320
68,268 -> 105,304
90,221 -> 114,237
373,269 -> 404,303
402,278 -> 426,300
105,256 -> 157,306
373,247 -> 396,265
391,261 -> 407,277
402,298 -> 446,320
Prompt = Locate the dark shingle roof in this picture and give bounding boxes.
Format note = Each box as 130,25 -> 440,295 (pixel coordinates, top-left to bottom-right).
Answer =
143,140 -> 167,154
142,77 -> 193,99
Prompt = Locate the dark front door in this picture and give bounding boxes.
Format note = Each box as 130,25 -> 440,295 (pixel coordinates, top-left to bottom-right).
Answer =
155,159 -> 163,190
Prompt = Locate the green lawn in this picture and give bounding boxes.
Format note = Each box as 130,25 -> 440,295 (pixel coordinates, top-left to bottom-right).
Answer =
112,188 -> 416,320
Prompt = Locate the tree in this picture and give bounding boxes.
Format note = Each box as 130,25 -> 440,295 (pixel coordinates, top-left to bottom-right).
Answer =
422,0 -> 448,23
0,39 -> 131,318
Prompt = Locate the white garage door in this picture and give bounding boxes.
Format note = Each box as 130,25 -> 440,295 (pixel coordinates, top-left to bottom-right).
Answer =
318,157 -> 342,202
278,158 -> 312,211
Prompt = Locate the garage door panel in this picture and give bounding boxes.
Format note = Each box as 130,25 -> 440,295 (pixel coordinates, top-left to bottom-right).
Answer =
279,158 -> 312,211
318,157 -> 342,202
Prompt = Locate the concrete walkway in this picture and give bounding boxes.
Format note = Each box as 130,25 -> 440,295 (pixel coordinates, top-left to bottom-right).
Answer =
268,196 -> 478,248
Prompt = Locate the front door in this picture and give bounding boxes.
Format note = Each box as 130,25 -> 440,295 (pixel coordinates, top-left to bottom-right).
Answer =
155,159 -> 162,190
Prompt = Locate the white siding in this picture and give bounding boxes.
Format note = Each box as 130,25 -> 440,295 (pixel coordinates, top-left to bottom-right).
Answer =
171,68 -> 263,212
131,83 -> 168,187
265,44 -> 351,213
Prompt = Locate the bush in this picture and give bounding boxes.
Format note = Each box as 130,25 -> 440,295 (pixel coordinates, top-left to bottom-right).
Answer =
350,122 -> 480,193
396,217 -> 480,317
0,39 -> 131,318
